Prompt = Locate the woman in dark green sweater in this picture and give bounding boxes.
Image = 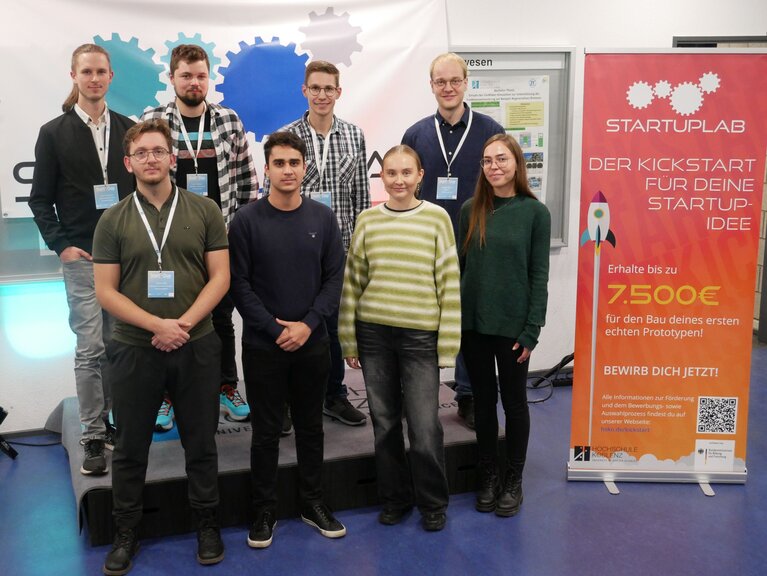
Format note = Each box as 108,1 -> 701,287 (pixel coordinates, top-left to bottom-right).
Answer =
458,134 -> 550,517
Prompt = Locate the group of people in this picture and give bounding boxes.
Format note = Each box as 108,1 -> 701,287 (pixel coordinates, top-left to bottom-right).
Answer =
28,43 -> 550,576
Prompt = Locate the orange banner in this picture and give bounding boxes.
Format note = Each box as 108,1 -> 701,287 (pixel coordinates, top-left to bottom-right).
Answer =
570,52 -> 767,480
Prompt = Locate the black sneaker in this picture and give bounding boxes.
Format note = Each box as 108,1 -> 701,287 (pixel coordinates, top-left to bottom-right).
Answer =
281,404 -> 293,436
81,438 -> 108,475
103,420 -> 117,452
196,508 -> 224,565
323,397 -> 367,426
457,397 -> 475,429
301,503 -> 347,538
248,509 -> 276,548
422,512 -> 447,531
103,527 -> 139,575
378,505 -> 413,526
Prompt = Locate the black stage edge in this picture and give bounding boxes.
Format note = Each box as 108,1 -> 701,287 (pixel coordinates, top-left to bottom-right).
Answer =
82,437 -> 504,546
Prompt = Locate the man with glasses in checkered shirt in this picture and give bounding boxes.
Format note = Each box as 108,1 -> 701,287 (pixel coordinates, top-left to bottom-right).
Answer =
141,44 -> 258,431
265,60 -> 371,429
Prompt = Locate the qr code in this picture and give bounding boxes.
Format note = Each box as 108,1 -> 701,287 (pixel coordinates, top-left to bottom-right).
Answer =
696,396 -> 737,434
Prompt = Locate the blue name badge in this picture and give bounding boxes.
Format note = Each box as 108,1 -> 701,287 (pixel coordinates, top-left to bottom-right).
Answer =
314,191 -> 332,208
436,177 -> 459,200
186,173 -> 208,196
148,271 -> 175,298
94,184 -> 120,209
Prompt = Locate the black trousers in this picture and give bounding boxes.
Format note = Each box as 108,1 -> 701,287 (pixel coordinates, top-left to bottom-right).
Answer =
212,291 -> 237,387
243,339 -> 330,512
110,331 -> 222,529
461,330 -> 530,467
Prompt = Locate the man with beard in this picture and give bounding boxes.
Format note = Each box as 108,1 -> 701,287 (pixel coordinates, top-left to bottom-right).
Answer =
141,44 -> 258,431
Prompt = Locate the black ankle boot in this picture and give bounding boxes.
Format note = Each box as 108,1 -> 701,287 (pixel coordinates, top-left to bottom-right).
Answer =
475,459 -> 500,512
495,465 -> 523,517
196,508 -> 224,565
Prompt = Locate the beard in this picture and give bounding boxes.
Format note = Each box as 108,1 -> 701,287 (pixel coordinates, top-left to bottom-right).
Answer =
177,90 -> 205,108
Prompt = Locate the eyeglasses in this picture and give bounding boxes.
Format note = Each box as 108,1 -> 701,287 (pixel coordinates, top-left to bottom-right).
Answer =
431,77 -> 465,89
306,85 -> 339,97
480,156 -> 511,169
129,148 -> 170,163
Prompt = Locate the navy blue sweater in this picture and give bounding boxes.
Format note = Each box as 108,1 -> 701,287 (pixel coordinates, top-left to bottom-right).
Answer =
228,196 -> 344,350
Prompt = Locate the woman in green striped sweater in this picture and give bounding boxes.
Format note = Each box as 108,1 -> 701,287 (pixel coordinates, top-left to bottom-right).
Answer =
459,133 -> 551,518
339,145 -> 461,532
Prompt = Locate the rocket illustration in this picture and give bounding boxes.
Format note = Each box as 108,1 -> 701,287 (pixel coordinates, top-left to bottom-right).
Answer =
580,191 -> 616,250
580,191 -> 617,448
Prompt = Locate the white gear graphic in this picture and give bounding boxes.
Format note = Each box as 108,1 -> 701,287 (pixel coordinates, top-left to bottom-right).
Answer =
653,80 -> 672,98
699,71 -> 720,94
626,81 -> 654,109
670,82 -> 704,116
299,7 -> 363,66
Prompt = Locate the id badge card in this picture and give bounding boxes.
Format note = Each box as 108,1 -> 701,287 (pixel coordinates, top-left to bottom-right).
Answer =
314,191 -> 332,208
436,177 -> 458,200
94,183 -> 120,209
187,173 -> 208,196
148,271 -> 175,298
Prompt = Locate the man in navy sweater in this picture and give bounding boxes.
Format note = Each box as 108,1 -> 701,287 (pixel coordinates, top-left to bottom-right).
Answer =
228,131 -> 346,547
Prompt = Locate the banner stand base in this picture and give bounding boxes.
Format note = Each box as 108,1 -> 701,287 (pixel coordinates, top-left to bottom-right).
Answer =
567,464 -> 747,486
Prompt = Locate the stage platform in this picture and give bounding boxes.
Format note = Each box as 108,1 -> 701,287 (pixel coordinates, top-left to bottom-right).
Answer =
61,371 -> 500,546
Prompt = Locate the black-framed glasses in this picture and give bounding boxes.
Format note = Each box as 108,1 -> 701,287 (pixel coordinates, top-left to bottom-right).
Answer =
480,157 -> 511,169
129,148 -> 170,163
431,77 -> 464,89
306,85 -> 339,97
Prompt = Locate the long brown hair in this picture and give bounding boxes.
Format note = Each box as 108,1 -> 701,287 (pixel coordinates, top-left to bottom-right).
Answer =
462,134 -> 537,252
62,44 -> 111,112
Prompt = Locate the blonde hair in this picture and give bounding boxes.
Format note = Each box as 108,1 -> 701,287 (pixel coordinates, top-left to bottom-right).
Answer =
429,52 -> 468,79
62,44 -> 111,112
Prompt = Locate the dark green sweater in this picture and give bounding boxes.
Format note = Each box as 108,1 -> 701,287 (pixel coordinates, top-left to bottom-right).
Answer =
458,195 -> 551,350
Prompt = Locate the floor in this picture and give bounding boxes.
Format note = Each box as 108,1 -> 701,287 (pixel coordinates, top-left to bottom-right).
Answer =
1,342 -> 765,576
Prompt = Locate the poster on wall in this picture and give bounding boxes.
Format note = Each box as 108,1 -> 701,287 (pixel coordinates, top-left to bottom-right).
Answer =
0,0 -> 448,219
466,75 -> 550,201
569,51 -> 767,483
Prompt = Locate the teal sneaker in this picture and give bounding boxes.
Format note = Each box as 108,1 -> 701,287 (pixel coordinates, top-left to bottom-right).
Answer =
220,385 -> 250,422
155,398 -> 174,432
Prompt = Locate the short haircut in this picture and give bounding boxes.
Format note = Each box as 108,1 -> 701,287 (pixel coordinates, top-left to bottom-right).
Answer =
123,119 -> 174,155
429,52 -> 468,79
264,131 -> 307,163
170,44 -> 210,74
304,60 -> 340,86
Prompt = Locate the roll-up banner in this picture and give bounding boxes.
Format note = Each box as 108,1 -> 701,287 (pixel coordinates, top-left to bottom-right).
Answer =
570,50 -> 767,483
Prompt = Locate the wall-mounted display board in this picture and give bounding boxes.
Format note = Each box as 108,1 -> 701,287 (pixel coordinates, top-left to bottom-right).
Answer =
454,46 -> 575,247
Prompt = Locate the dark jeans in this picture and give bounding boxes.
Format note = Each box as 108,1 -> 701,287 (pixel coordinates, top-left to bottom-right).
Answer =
242,339 -> 330,512
110,331 -> 222,529
461,331 -> 530,467
325,307 -> 347,403
212,291 -> 238,387
356,321 -> 448,514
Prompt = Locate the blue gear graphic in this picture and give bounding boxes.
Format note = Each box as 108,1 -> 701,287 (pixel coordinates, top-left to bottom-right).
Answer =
94,34 -> 165,118
219,37 -> 309,140
299,7 -> 363,66
161,33 -> 221,80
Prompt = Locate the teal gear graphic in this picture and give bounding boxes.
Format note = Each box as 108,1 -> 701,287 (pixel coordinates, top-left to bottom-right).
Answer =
299,7 -> 363,67
219,37 -> 309,140
161,33 -> 221,79
94,34 -> 165,118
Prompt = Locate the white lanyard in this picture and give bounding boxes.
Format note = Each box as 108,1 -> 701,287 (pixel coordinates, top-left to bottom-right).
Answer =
97,110 -> 112,185
176,104 -> 206,174
309,124 -> 332,183
133,189 -> 179,271
434,106 -> 473,177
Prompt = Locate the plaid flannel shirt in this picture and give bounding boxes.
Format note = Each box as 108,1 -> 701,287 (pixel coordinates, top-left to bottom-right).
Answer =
141,101 -> 258,227
265,112 -> 371,250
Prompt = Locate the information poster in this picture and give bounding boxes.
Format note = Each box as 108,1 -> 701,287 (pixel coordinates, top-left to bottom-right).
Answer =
569,52 -> 767,481
467,76 -> 550,201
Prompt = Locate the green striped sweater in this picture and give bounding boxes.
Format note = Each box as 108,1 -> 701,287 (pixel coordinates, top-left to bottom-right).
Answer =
338,201 -> 461,366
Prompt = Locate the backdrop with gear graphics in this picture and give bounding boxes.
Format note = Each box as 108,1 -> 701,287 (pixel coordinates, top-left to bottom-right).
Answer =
0,0 -> 448,220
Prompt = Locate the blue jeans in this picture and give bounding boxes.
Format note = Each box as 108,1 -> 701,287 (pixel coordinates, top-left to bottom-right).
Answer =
356,321 -> 448,514
61,258 -> 113,441
324,308 -> 348,402
453,352 -> 473,400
